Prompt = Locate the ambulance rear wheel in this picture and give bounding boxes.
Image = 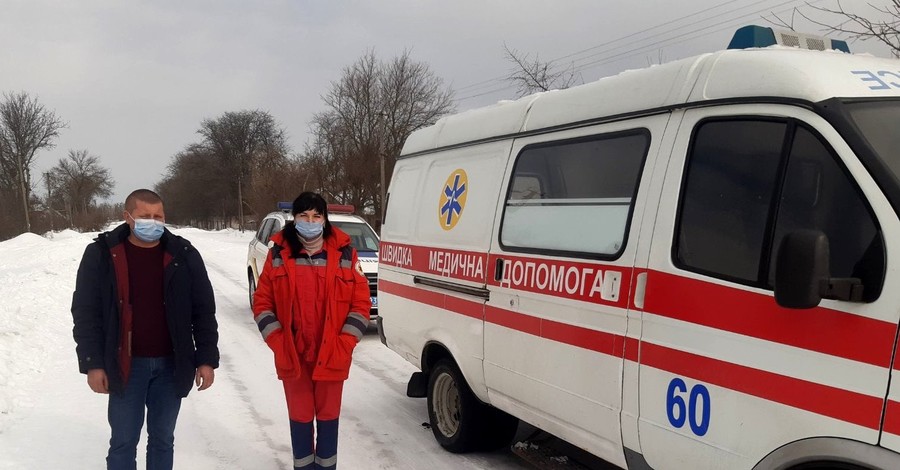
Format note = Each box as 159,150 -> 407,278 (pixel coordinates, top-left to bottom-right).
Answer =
427,359 -> 484,453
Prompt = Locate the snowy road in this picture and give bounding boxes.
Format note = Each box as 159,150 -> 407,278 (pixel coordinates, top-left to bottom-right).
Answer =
0,228 -> 532,469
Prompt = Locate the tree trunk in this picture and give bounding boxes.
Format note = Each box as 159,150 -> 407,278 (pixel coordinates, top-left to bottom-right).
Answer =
15,154 -> 30,232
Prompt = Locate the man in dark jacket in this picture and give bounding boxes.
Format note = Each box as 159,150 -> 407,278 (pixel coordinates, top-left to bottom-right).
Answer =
71,189 -> 219,470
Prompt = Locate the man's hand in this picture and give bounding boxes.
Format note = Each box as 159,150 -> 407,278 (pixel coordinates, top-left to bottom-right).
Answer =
87,369 -> 108,394
195,365 -> 215,391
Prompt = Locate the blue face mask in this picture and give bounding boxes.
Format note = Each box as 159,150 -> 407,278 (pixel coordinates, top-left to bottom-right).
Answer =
128,213 -> 165,243
295,220 -> 324,240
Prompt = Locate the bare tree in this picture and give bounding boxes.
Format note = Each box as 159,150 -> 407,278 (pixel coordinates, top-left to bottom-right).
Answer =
197,110 -> 289,229
0,136 -> 15,189
49,149 -> 114,222
246,149 -> 302,220
156,144 -> 230,229
0,92 -> 66,232
0,137 -> 17,239
306,49 -> 454,225
770,1 -> 900,57
381,52 -> 455,162
767,6 -> 804,31
503,43 -> 580,97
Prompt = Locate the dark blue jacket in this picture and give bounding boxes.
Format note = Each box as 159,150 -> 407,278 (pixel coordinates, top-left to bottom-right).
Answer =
71,223 -> 219,397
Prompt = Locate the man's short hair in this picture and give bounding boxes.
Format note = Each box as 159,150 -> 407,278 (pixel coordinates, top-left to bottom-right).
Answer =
125,189 -> 164,212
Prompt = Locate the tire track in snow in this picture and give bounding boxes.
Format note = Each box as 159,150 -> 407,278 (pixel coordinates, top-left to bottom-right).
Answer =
190,256 -> 292,469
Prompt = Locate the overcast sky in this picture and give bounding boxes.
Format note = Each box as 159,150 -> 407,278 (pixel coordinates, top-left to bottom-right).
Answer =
1,0 -> 895,204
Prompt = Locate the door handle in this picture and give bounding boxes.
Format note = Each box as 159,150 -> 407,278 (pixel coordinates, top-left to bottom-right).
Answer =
634,272 -> 648,309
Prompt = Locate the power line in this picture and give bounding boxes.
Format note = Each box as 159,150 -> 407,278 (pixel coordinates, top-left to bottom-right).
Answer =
568,0 -> 826,77
453,83 -> 523,102
454,0 -> 789,96
455,0 -> 824,103
549,0 -> 775,66
563,0 -> 800,69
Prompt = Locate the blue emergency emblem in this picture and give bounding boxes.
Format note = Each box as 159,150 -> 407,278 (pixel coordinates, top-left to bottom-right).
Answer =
439,169 -> 468,230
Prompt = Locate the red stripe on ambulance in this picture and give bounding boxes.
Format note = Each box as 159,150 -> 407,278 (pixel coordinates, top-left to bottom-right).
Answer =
382,279 -> 628,357
487,253 -> 631,309
381,278 -> 889,431
485,305 -> 627,357
644,271 -> 896,368
883,340 -> 900,435
380,242 -> 487,284
380,280 -> 482,319
624,337 -> 640,363
641,342 -> 883,430
382,242 -> 896,370
882,400 -> 900,436
485,306 -> 540,336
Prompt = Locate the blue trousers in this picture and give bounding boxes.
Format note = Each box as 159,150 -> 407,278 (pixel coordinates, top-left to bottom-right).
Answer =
291,419 -> 339,469
106,357 -> 182,470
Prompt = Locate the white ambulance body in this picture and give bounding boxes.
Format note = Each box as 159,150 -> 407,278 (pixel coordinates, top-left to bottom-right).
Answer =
378,40 -> 900,470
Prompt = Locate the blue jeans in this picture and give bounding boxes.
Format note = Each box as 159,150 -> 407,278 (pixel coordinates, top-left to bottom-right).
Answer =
107,357 -> 182,470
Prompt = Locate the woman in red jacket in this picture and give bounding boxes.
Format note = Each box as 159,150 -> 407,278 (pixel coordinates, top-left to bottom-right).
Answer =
252,192 -> 371,470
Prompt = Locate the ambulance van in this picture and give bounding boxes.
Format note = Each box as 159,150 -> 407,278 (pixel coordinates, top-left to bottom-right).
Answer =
378,26 -> 900,470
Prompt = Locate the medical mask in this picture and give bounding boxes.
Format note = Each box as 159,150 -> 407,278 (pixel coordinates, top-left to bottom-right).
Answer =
295,220 -> 324,240
128,213 -> 165,243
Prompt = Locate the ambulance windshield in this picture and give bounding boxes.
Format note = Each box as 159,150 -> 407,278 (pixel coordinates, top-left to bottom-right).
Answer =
845,100 -> 900,183
331,221 -> 379,253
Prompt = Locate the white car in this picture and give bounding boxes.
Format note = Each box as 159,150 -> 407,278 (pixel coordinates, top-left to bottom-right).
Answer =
247,203 -> 380,322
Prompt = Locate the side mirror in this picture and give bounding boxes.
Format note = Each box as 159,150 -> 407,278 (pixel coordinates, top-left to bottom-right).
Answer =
775,230 -> 830,309
267,240 -> 275,249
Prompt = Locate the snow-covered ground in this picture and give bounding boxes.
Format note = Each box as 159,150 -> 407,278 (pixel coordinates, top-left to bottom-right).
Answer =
0,227 -> 532,469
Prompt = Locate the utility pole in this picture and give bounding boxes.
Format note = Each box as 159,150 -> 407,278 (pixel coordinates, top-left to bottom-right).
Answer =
377,110 -> 388,228
380,151 -> 385,226
16,152 -> 30,232
237,173 -> 244,233
44,171 -> 54,233
235,149 -> 245,233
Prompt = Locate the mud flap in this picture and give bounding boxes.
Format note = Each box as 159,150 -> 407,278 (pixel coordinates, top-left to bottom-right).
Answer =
407,371 -> 427,398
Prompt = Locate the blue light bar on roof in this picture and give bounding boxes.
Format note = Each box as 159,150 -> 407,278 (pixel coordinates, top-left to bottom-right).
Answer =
277,201 -> 292,211
728,25 -> 850,53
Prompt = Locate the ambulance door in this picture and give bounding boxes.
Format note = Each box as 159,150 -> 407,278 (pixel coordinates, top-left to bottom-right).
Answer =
484,114 -> 671,467
635,105 -> 900,469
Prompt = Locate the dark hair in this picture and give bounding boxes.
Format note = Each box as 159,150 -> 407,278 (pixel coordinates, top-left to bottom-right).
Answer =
125,189 -> 163,212
282,191 -> 333,258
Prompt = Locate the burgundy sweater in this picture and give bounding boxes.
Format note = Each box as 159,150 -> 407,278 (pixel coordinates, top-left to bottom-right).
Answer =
124,239 -> 173,357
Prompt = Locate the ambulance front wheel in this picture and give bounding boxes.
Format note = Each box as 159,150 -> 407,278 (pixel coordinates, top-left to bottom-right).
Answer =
427,359 -> 518,453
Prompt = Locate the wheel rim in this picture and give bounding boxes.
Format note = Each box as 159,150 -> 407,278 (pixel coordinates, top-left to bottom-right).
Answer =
433,372 -> 461,437
248,276 -> 256,305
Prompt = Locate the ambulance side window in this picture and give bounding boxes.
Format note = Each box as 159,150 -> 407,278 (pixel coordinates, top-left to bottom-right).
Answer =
675,120 -> 786,284
676,118 -> 885,299
500,130 -> 649,258
769,125 -> 884,300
